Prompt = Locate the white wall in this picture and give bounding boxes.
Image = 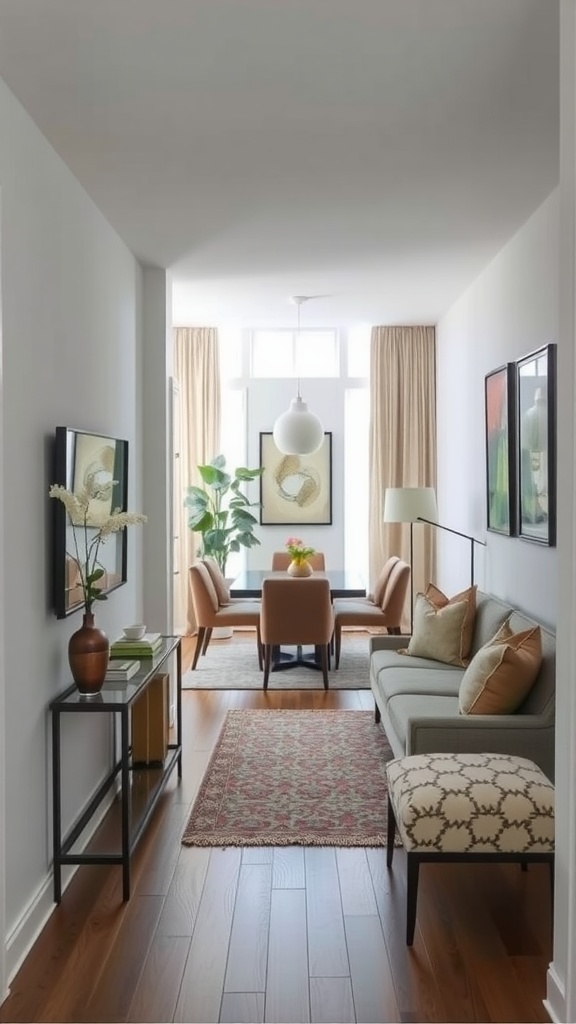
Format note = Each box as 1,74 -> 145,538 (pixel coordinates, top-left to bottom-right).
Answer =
0,78 -> 144,980
436,190 -> 559,625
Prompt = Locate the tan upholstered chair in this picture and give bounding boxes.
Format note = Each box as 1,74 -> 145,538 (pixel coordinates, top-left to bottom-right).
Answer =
260,576 -> 334,689
333,558 -> 410,668
188,561 -> 262,670
271,551 -> 326,571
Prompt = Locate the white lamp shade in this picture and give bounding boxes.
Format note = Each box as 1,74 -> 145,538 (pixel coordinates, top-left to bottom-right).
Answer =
383,486 -> 438,523
272,397 -> 324,455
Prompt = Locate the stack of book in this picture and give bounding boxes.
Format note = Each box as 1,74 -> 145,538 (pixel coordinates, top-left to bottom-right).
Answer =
102,659 -> 141,686
110,632 -> 163,659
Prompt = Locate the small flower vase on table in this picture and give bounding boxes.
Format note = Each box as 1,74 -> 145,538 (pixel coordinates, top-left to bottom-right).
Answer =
287,559 -> 313,577
68,613 -> 110,695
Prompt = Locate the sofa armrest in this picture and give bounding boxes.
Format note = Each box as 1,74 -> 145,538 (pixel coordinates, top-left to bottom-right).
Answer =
369,635 -> 410,654
406,714 -> 554,781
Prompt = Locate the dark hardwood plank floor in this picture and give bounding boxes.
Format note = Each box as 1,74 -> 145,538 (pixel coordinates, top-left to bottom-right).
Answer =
0,637 -> 552,1024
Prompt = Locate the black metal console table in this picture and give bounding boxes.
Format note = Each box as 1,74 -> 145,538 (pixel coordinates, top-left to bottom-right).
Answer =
50,635 -> 182,902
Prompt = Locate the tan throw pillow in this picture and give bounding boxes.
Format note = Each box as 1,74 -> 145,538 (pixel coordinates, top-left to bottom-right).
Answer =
425,582 -> 477,665
201,557 -> 231,606
406,593 -> 471,666
459,622 -> 542,715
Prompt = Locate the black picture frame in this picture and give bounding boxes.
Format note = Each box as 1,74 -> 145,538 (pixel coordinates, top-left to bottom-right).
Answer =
259,432 -> 333,525
515,343 -> 556,546
52,427 -> 129,618
484,363 -> 516,535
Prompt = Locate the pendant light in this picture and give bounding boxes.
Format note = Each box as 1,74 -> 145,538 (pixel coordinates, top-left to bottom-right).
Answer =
272,296 -> 324,455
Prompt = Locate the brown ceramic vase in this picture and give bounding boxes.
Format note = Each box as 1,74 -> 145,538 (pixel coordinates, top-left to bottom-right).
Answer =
68,612 -> 110,695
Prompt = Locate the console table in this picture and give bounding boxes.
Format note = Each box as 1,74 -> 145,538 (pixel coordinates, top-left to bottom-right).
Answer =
50,635 -> 182,902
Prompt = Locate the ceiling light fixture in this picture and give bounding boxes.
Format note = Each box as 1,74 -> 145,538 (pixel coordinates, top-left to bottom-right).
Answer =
272,296 -> 324,455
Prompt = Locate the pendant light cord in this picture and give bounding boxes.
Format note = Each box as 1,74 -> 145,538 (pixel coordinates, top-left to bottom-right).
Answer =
296,297 -> 302,399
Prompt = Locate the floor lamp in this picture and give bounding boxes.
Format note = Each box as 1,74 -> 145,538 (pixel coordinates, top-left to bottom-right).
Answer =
416,517 -> 486,589
383,487 -> 438,634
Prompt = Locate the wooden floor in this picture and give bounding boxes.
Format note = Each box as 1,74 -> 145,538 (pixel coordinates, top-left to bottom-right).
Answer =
0,638 -> 552,1023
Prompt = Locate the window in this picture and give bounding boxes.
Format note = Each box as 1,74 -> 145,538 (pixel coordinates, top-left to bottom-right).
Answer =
344,388 -> 369,581
347,324 -> 371,378
251,330 -> 339,378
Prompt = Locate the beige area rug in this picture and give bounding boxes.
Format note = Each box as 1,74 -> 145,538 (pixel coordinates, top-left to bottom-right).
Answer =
182,709 -> 398,847
182,632 -> 375,689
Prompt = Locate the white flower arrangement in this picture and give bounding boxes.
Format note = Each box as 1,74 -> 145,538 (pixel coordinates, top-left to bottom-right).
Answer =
49,479 -> 147,614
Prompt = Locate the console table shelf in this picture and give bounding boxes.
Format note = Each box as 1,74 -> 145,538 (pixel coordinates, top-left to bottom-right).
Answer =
50,635 -> 182,902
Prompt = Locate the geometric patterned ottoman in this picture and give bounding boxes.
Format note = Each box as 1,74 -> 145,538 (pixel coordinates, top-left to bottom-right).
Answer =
385,752 -> 555,945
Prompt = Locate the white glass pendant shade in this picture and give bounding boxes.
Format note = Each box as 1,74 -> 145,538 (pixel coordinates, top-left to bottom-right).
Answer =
273,396 -> 324,455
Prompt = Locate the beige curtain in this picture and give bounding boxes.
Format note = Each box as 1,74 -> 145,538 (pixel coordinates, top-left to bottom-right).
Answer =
173,327 -> 221,634
368,326 -> 436,631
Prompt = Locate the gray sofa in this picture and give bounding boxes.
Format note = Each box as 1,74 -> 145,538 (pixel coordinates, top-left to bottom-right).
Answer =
370,590 -> 555,781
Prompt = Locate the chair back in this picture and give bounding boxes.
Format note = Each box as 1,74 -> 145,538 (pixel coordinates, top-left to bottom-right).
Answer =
370,555 -> 400,605
380,560 -> 410,623
271,551 -> 326,571
189,561 -> 219,625
261,576 -> 333,646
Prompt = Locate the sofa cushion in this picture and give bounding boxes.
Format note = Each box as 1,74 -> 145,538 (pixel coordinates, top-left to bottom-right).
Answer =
470,592 -> 514,653
386,693 -> 460,750
406,593 -> 471,667
459,621 -> 542,715
372,664 -> 464,704
426,583 -> 477,663
201,557 -> 231,606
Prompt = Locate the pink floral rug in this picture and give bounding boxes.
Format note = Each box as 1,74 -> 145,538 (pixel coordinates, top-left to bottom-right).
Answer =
181,709 -> 396,847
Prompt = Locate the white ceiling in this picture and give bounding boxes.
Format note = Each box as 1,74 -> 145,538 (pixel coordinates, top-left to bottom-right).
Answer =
0,0 -> 559,328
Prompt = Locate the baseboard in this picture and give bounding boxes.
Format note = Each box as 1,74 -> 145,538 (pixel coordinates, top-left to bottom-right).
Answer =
544,962 -> 565,1023
5,787 -> 116,985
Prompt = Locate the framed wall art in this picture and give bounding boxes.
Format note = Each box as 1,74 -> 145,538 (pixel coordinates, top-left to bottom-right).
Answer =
259,432 -> 332,525
484,363 -> 515,535
515,343 -> 556,546
52,427 -> 129,617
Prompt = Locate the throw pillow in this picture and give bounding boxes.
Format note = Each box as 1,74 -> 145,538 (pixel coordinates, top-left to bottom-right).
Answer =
201,557 -> 231,606
458,621 -> 542,715
406,593 -> 471,666
425,582 -> 477,665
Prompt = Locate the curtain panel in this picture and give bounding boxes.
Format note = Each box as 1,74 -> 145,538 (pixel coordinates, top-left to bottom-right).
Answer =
173,326 -> 221,634
369,325 -> 436,631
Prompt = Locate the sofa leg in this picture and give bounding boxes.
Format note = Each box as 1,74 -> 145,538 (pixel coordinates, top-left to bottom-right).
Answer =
335,623 -> 341,668
375,702 -> 381,724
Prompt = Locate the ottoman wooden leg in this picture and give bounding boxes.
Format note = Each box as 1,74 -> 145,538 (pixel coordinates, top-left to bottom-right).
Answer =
386,794 -> 396,867
406,854 -> 420,946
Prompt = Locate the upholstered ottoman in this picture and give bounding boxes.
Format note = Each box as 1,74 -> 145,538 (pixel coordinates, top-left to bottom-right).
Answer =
385,752 -> 555,945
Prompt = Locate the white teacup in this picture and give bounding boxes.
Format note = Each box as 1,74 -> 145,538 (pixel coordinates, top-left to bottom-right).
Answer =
123,624 -> 146,640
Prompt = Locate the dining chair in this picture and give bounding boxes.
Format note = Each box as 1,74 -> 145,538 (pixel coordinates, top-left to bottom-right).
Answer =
271,551 -> 326,571
260,575 -> 334,689
333,558 -> 410,668
188,561 -> 263,670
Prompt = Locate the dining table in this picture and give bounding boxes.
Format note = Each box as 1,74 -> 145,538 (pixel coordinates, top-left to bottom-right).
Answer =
229,568 -> 366,600
229,569 -> 366,672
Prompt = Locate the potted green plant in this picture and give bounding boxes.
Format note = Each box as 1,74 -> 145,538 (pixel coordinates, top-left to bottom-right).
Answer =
185,455 -> 263,575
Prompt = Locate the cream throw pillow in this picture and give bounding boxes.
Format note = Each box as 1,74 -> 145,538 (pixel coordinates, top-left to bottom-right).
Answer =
425,583 -> 477,665
406,594 -> 471,666
459,620 -> 542,715
202,557 -> 231,606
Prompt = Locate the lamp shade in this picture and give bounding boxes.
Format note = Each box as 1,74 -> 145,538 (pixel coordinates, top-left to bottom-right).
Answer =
272,397 -> 324,455
383,486 -> 438,523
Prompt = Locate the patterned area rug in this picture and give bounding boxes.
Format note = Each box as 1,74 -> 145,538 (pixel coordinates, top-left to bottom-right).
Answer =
182,633 -> 374,689
182,709 -> 397,847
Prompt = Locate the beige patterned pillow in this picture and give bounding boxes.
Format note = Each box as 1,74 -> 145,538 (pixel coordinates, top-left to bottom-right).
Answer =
459,621 -> 542,715
406,593 -> 471,666
426,583 -> 477,665
201,557 -> 231,606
